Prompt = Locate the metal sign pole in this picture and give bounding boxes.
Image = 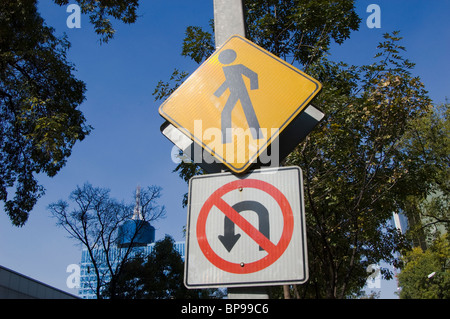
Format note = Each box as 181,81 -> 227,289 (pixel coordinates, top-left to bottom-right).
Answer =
213,0 -> 269,299
213,0 -> 246,48
228,287 -> 269,299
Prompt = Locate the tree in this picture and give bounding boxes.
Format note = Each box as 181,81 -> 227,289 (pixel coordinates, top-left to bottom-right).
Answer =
49,183 -> 166,299
180,0 -> 360,67
283,32 -> 434,298
0,0 -> 90,226
153,0 -> 361,208
156,0 -> 360,97
53,0 -> 140,44
156,0 -> 361,104
397,234 -> 450,299
106,235 -> 222,299
400,102 -> 449,249
1,0 -> 141,226
142,235 -> 189,299
244,0 -> 360,67
155,2 -> 438,296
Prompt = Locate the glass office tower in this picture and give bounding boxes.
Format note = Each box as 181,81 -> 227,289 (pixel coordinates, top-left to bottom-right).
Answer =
78,186 -> 185,299
78,241 -> 185,299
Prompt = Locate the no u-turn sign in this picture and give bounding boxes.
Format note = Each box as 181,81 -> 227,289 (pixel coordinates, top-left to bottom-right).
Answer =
184,166 -> 308,288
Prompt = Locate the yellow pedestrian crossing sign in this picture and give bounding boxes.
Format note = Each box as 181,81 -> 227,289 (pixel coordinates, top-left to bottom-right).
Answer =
159,35 -> 322,173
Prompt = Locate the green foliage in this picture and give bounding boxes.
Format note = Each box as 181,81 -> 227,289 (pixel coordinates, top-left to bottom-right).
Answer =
182,23 -> 215,64
53,0 -> 140,44
400,103 -> 449,247
285,32 -> 432,298
151,1 -> 444,298
1,0 -> 142,226
141,235 -> 188,299
245,0 -> 360,66
170,0 -> 360,68
0,0 -> 91,226
153,69 -> 189,102
398,234 -> 450,299
153,0 -> 362,191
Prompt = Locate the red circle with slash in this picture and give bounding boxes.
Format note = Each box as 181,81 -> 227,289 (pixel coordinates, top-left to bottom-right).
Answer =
196,179 -> 294,274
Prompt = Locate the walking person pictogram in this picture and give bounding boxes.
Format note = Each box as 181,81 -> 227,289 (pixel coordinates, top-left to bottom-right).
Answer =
214,49 -> 264,144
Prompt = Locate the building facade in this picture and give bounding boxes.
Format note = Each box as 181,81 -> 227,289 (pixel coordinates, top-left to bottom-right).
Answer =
0,265 -> 77,299
78,241 -> 185,299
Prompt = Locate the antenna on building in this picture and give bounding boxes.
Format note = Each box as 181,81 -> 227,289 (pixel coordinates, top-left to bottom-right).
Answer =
132,185 -> 143,220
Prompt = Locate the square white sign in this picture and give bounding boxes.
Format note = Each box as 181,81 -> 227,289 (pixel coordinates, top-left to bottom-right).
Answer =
184,166 -> 308,288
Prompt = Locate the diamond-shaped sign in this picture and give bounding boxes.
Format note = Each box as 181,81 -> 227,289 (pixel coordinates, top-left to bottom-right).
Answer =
159,35 -> 322,173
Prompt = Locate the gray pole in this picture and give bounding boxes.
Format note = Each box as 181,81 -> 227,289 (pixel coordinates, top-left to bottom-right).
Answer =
213,0 -> 246,48
213,0 -> 269,300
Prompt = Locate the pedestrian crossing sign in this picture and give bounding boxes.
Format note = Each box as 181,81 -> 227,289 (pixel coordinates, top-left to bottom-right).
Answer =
158,35 -> 322,173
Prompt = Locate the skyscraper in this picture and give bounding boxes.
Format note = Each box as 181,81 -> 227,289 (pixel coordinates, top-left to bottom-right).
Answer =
117,186 -> 155,248
78,186 -> 184,299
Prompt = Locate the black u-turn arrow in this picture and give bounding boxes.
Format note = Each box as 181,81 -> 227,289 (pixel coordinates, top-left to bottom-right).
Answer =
218,200 -> 270,252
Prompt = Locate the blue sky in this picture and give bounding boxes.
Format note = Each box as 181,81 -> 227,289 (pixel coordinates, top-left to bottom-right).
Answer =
0,0 -> 449,298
